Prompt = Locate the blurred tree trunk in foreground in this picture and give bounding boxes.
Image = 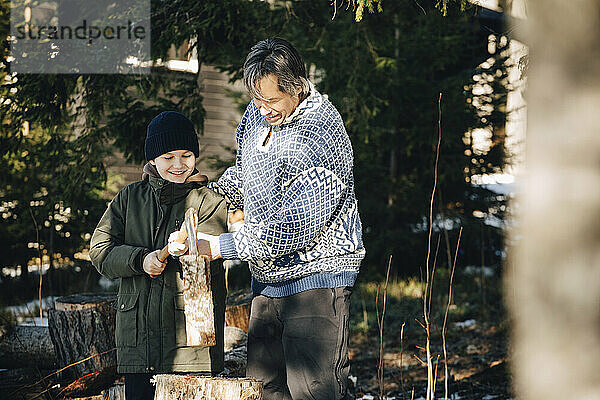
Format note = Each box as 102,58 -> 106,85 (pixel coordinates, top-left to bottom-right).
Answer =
509,1 -> 600,399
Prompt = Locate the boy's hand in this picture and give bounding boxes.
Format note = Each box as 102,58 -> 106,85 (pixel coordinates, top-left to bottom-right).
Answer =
143,250 -> 167,278
197,232 -> 221,261
168,230 -> 188,256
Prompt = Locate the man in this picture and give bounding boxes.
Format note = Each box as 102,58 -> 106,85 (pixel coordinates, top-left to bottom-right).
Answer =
193,38 -> 365,399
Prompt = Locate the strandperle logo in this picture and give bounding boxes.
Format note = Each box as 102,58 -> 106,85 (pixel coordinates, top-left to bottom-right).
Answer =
10,0 -> 151,74
15,20 -> 147,44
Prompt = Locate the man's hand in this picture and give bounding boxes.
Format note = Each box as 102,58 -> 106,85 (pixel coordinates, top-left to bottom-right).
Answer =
168,230 -> 188,256
143,249 -> 167,278
228,210 -> 244,232
197,232 -> 221,261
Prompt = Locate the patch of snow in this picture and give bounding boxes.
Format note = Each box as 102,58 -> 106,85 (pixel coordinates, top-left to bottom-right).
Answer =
464,265 -> 495,277
224,259 -> 244,269
3,296 -> 55,326
455,319 -> 477,329
348,375 -> 357,386
18,317 -> 48,327
99,276 -> 118,290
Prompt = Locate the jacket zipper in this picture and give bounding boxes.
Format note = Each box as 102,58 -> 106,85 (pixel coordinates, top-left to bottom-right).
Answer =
146,192 -> 164,371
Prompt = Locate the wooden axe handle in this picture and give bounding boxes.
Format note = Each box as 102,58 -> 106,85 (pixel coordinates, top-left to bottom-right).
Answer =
149,244 -> 172,279
157,245 -> 170,263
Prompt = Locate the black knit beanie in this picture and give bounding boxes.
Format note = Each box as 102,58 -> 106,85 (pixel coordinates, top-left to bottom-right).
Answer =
144,111 -> 200,161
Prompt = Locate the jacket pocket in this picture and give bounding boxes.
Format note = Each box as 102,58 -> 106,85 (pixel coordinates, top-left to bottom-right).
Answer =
115,293 -> 139,347
174,293 -> 188,347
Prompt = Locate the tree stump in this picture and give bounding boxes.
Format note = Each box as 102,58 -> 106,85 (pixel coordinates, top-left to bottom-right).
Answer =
0,325 -> 56,369
180,255 -> 216,346
225,290 -> 253,333
153,375 -> 262,400
48,293 -> 117,397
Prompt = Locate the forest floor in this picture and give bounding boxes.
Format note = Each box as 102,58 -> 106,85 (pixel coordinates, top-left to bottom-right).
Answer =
0,265 -> 512,400
346,270 -> 512,400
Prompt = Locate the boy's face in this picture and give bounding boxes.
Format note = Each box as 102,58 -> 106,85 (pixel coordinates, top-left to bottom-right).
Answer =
150,150 -> 196,183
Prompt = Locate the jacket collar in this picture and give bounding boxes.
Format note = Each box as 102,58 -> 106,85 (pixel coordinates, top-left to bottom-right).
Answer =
142,162 -> 208,205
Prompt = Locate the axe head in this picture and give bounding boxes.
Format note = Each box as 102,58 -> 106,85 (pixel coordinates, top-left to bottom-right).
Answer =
184,208 -> 198,257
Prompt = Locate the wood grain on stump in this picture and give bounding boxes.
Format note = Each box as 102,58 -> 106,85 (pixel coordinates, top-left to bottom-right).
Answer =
154,375 -> 262,400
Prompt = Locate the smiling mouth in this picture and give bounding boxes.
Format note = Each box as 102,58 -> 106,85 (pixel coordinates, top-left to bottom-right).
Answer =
169,170 -> 188,176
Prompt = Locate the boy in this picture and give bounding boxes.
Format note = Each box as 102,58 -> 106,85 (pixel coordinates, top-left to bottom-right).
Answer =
90,111 -> 227,400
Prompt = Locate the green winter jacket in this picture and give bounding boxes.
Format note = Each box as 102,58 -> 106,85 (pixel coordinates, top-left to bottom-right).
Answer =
90,173 -> 227,374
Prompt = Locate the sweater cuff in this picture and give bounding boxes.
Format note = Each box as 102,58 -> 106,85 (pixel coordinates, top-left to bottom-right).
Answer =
219,233 -> 239,260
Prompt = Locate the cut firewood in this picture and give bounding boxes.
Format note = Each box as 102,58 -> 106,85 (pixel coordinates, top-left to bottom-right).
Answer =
180,255 -> 216,346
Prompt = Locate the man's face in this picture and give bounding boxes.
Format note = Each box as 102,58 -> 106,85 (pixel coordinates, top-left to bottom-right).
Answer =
150,150 -> 196,183
252,74 -> 300,126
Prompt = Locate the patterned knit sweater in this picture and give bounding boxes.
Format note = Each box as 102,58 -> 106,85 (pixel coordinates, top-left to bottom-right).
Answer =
211,84 -> 365,297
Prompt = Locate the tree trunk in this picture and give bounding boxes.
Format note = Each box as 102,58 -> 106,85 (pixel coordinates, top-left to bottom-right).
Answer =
47,293 -> 117,397
0,325 -> 56,369
154,375 -> 262,400
180,255 -> 216,346
508,1 -> 600,399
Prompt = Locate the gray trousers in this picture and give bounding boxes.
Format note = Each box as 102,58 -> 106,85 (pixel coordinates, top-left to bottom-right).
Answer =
246,287 -> 352,400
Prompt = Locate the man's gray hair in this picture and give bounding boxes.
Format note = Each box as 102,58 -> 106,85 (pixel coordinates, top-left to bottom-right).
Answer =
243,38 -> 310,101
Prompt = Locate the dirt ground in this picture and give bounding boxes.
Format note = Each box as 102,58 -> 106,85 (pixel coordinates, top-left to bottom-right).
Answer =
347,275 -> 513,400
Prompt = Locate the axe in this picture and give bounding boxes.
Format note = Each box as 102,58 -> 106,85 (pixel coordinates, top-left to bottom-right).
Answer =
157,208 -> 212,263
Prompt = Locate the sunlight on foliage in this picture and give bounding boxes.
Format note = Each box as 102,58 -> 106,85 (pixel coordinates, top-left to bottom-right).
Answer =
436,0 -> 470,16
333,0 -> 470,21
361,278 -> 425,300
335,0 -> 383,22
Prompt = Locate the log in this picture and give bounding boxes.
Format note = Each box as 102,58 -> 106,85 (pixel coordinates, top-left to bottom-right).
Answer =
101,382 -> 125,400
68,382 -> 125,400
224,326 -> 247,352
225,290 -> 253,333
153,375 -> 262,400
48,293 -> 117,397
0,324 -> 56,369
180,255 -> 216,346
223,327 -> 248,377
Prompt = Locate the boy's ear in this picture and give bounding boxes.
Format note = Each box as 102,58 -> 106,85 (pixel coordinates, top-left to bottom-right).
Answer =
149,160 -> 155,165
